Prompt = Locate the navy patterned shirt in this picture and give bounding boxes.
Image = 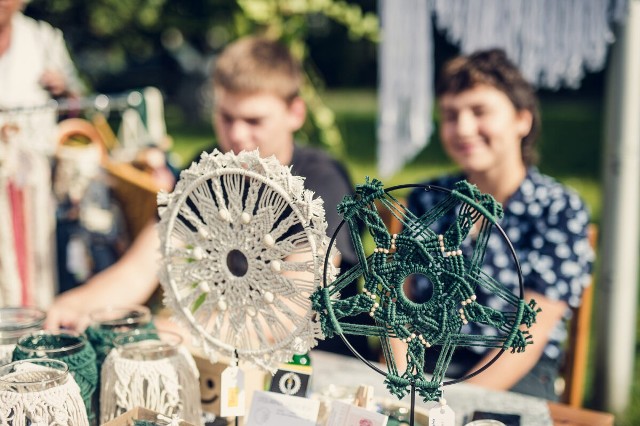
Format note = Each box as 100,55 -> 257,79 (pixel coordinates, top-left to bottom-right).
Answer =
407,168 -> 594,359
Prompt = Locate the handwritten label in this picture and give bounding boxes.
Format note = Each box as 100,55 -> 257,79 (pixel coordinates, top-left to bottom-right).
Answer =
428,402 -> 455,426
246,390 -> 319,426
220,366 -> 245,417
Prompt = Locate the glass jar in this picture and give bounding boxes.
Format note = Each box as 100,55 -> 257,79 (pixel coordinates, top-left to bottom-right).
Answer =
100,329 -> 202,425
86,305 -> 154,368
0,358 -> 89,425
0,306 -> 46,366
13,330 -> 98,424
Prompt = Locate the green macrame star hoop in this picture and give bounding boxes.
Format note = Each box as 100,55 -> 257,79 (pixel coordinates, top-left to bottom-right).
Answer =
310,178 -> 540,402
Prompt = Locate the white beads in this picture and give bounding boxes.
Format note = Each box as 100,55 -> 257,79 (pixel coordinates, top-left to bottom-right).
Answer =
417,334 -> 432,348
363,288 -> 379,317
459,294 -> 476,324
271,260 -> 282,272
439,234 -> 463,258
192,246 -> 205,260
374,233 -> 399,254
217,299 -> 227,311
403,332 -> 432,348
198,281 -> 210,293
241,212 -> 252,224
218,208 -> 231,221
264,234 -> 275,247
264,291 -> 275,303
198,227 -> 209,238
247,306 -> 257,317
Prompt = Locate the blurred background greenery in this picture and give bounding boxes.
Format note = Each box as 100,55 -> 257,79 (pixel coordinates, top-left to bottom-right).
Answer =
24,0 -> 639,421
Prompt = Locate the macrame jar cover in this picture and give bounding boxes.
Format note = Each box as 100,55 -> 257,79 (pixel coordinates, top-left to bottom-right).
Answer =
85,305 -> 155,370
0,358 -> 89,426
157,149 -> 337,371
99,329 -> 201,425
0,307 -> 45,366
311,179 -> 539,402
12,331 -> 98,423
86,305 -> 156,422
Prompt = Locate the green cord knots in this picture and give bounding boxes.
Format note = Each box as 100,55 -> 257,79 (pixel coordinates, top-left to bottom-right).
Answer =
311,178 -> 539,401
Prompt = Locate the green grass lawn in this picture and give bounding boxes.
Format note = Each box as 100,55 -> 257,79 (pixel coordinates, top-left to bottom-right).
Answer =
167,89 -> 603,220
167,88 -> 640,422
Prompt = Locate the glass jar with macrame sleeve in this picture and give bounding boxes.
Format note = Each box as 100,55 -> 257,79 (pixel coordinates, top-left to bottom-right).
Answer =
12,330 -> 98,425
85,305 -> 156,369
0,307 -> 46,366
0,358 -> 89,425
99,329 -> 201,425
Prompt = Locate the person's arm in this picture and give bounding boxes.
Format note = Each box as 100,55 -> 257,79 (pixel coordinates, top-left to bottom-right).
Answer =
38,22 -> 83,98
45,221 -> 161,331
464,290 -> 567,390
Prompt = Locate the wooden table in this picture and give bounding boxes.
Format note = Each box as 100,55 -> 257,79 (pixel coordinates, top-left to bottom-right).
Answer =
548,402 -> 614,426
310,350 -> 614,426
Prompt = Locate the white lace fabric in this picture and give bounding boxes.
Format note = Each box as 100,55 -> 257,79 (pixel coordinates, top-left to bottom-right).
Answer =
158,150 -> 337,371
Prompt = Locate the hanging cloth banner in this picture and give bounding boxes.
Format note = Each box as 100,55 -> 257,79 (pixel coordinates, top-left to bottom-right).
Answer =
377,0 -> 627,177
433,0 -> 626,89
377,0 -> 433,178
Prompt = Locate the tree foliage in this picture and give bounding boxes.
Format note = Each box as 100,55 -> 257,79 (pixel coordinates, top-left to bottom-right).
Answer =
25,0 -> 379,156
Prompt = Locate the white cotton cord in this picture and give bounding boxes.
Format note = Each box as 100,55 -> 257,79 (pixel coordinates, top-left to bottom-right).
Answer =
433,0 -> 619,89
99,347 -> 202,425
377,0 -> 433,178
0,362 -> 88,426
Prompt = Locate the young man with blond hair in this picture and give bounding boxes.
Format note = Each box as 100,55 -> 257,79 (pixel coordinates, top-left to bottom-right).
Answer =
47,36 -> 371,359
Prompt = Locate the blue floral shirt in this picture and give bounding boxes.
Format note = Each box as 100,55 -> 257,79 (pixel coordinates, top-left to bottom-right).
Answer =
407,168 -> 594,359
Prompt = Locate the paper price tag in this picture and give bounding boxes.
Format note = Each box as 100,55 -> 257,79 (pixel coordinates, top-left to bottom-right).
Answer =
428,399 -> 455,426
327,400 -> 388,426
220,366 -> 245,417
247,390 -> 319,426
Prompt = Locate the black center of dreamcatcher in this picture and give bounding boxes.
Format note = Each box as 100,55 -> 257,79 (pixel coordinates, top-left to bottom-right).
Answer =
226,249 -> 249,277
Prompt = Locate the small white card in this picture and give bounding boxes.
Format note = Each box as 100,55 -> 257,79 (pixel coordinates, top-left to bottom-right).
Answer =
428,400 -> 455,426
220,366 -> 245,417
246,390 -> 320,426
327,400 -> 388,426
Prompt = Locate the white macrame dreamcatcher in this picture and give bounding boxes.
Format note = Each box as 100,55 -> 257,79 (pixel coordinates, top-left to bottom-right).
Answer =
158,149 -> 337,371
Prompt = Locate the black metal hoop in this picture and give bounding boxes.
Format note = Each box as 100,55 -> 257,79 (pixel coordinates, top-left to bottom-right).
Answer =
321,183 -> 525,386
